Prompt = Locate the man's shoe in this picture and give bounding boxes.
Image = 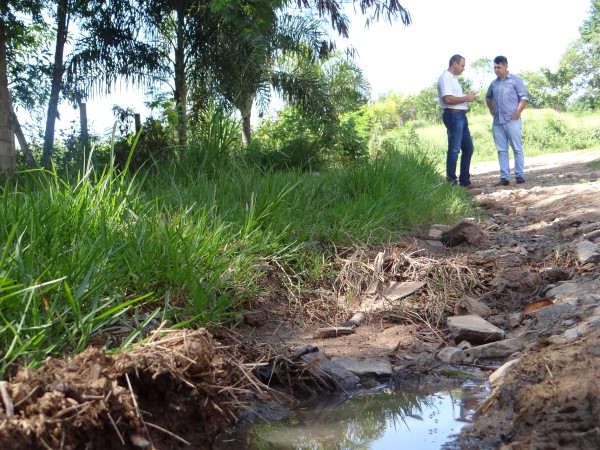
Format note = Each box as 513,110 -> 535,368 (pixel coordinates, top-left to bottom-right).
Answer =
461,183 -> 477,189
494,179 -> 510,186
516,177 -> 526,184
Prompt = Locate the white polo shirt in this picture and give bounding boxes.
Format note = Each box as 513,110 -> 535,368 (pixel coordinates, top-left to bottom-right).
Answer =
437,70 -> 468,110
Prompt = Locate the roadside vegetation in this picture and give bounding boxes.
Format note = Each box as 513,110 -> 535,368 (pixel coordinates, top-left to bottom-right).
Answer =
2,0 -> 600,381
3,104 -> 599,379
0,126 -> 476,378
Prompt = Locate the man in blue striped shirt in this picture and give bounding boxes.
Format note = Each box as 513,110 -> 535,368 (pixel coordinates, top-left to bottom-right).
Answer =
486,56 -> 529,186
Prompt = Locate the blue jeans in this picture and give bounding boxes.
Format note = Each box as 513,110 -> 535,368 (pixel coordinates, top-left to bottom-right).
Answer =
492,120 -> 525,180
442,111 -> 474,186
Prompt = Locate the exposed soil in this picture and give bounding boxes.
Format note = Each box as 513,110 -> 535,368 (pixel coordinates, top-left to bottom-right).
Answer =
0,150 -> 599,449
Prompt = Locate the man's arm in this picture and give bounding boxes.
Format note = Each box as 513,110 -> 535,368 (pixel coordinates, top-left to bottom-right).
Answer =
443,93 -> 477,105
511,99 -> 527,120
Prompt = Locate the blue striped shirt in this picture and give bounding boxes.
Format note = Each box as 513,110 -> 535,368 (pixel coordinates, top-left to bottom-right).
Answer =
486,73 -> 529,125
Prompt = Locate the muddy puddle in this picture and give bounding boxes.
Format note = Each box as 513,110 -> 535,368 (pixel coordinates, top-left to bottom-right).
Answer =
215,379 -> 490,449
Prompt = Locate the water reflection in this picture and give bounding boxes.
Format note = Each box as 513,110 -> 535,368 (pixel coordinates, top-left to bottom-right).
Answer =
217,381 -> 489,449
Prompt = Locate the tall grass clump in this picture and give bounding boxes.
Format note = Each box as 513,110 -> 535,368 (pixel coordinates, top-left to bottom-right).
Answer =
0,108 -> 477,377
0,164 -> 154,377
0,154 -> 287,377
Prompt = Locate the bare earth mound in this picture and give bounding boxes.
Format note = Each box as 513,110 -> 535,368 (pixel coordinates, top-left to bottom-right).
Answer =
0,330 -> 255,449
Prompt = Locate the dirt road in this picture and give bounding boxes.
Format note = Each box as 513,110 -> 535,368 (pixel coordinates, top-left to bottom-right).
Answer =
239,149 -> 600,449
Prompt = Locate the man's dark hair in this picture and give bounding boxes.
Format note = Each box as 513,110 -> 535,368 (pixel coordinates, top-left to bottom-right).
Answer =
494,55 -> 508,65
449,54 -> 464,67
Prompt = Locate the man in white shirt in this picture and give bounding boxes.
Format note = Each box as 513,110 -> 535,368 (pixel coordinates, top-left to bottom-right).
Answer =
437,54 -> 478,188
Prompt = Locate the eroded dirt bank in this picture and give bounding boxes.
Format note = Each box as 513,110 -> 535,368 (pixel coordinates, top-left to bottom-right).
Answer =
0,150 -> 598,449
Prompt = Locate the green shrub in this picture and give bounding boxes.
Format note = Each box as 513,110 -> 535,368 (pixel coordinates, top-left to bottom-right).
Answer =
252,106 -> 368,171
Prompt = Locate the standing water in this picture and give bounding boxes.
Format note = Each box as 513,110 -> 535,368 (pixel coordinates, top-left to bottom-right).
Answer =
216,379 -> 489,449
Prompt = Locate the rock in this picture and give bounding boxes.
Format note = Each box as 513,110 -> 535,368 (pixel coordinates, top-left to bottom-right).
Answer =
530,303 -> 580,328
454,296 -> 492,318
539,267 -> 571,283
546,279 -> 600,298
436,347 -> 466,364
302,352 -> 360,391
330,356 -> 393,379
487,313 -> 523,329
428,228 -> 444,239
491,268 -> 541,295
447,315 -> 505,345
563,323 -> 589,339
466,338 -> 526,360
456,340 -> 472,350
572,240 -> 600,264
426,240 -> 445,248
582,227 -> 600,241
507,313 -> 524,328
489,359 -> 520,388
439,219 -> 490,247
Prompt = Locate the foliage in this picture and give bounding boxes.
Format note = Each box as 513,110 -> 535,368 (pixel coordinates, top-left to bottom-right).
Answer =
186,104 -> 242,174
407,108 -> 600,166
322,52 -> 371,115
1,127 -> 474,376
251,105 -> 369,171
522,110 -> 600,151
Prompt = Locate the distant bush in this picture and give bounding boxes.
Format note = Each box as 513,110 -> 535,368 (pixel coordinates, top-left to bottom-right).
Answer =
250,107 -> 369,171
393,108 -> 600,168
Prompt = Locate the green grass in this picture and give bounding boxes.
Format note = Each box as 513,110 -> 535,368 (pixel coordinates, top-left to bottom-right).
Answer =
411,108 -> 600,167
0,143 -> 475,378
588,160 -> 600,169
4,106 -> 595,378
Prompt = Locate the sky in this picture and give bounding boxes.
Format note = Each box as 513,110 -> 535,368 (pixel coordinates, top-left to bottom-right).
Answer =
56,0 -> 592,135
344,0 -> 592,97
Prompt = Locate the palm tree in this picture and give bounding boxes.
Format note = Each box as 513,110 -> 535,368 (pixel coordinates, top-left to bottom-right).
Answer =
321,51 -> 371,114
205,11 -> 332,145
198,0 -> 410,145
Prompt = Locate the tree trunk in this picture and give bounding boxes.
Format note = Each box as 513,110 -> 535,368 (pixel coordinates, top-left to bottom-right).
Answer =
174,6 -> 188,148
79,102 -> 89,163
42,0 -> 69,170
238,94 -> 254,146
0,17 -> 15,176
10,110 -> 37,168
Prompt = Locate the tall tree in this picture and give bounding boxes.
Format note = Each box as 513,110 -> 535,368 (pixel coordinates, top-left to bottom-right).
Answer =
570,0 -> 600,109
116,0 -> 217,148
41,0 -> 69,169
0,0 -> 45,175
0,16 -> 14,175
206,10 -> 332,144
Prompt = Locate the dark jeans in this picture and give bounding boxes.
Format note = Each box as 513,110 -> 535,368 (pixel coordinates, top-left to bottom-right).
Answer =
442,111 -> 474,186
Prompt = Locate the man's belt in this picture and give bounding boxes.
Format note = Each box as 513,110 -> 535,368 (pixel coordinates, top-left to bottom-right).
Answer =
443,108 -> 467,113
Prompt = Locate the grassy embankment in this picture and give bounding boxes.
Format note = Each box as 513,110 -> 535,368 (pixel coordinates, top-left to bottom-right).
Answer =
1,108 -> 598,378
0,141 -> 474,378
